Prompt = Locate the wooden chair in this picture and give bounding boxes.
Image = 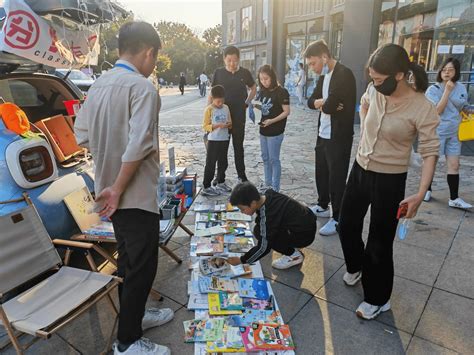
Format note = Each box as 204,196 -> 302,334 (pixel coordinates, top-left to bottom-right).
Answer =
0,193 -> 120,354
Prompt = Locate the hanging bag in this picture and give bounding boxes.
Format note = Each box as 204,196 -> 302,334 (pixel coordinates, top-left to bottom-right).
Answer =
458,106 -> 474,142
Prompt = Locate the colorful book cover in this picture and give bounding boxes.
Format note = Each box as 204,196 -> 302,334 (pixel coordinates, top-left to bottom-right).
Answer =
183,318 -> 224,343
242,295 -> 274,310
252,323 -> 295,351
227,309 -> 282,327
198,276 -> 213,293
205,325 -> 245,353
210,276 -> 239,292
225,212 -> 252,222
219,291 -> 243,310
195,226 -> 227,237
208,293 -> 242,316
199,257 -> 229,276
238,278 -> 270,300
228,240 -> 254,253
196,242 -> 224,256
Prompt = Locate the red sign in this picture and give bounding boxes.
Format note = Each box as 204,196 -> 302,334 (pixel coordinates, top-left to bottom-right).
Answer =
4,10 -> 39,50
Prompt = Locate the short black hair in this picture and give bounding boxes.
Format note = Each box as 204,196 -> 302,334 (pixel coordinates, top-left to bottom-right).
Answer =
299,62 -> 304,68
118,21 -> 161,56
304,39 -> 331,59
211,85 -> 225,98
436,57 -> 461,83
230,182 -> 260,207
223,45 -> 240,58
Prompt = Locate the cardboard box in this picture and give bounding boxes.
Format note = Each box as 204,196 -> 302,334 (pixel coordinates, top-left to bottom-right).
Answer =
35,114 -> 83,162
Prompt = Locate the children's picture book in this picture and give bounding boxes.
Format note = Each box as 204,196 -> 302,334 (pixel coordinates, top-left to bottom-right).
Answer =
187,280 -> 200,295
187,293 -> 209,310
199,257 -> 229,276
194,225 -> 227,237
228,238 -> 254,253
224,235 -> 253,244
208,293 -> 242,316
205,325 -> 245,353
183,318 -> 224,342
225,212 -> 252,222
238,278 -> 270,300
198,276 -> 213,293
63,186 -> 100,232
210,276 -> 239,292
206,325 -> 245,353
219,291 -> 243,311
83,220 -> 115,238
196,242 -> 224,256
242,295 -> 274,310
240,323 -> 295,352
227,309 -> 283,327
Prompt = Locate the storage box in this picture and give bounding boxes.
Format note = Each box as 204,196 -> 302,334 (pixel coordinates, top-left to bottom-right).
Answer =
161,204 -> 176,220
167,198 -> 182,217
183,174 -> 197,197
35,114 -> 83,162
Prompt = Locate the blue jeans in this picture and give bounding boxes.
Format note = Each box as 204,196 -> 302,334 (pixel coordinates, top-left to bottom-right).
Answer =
260,133 -> 284,192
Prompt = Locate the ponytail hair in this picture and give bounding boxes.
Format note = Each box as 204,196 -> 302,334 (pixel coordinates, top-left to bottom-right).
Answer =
368,43 -> 428,93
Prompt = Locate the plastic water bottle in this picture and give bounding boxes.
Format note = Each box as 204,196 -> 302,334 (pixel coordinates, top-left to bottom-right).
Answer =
397,218 -> 410,240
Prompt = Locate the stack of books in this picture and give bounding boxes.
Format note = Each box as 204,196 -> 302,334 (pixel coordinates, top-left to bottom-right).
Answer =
165,167 -> 187,197
184,207 -> 296,354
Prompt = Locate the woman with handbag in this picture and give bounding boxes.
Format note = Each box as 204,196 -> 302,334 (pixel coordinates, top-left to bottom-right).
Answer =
424,58 -> 472,209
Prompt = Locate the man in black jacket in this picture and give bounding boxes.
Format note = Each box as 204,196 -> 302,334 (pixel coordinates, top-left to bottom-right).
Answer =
305,40 -> 356,236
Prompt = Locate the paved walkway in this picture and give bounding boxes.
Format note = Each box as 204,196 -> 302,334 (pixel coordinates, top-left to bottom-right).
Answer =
1,98 -> 473,354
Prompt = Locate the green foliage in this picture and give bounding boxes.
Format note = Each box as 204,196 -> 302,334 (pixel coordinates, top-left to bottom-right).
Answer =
96,17 -> 222,84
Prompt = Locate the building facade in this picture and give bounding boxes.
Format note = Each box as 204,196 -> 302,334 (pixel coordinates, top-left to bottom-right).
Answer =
222,0 -> 473,102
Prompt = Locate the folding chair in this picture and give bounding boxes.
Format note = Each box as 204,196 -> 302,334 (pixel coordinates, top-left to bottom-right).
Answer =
0,193 -> 120,354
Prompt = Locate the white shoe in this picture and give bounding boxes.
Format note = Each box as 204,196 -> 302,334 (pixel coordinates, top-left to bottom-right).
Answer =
272,250 -> 304,270
319,218 -> 338,236
216,182 -> 232,193
114,337 -> 170,355
201,186 -> 221,197
343,271 -> 361,286
142,307 -> 174,331
449,197 -> 472,210
258,183 -> 271,193
423,190 -> 432,202
310,205 -> 331,218
356,301 -> 391,320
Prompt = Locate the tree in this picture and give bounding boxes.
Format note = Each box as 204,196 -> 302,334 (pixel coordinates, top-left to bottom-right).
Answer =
202,25 -> 223,75
97,14 -> 133,71
155,21 -> 196,46
202,25 -> 222,47
156,54 -> 172,76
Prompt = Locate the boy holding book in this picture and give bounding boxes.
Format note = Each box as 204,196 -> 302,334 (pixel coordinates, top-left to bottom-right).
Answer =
202,85 -> 233,196
227,182 -> 317,269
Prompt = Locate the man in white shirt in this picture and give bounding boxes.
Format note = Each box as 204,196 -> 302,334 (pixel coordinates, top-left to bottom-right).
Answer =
199,71 -> 208,97
75,22 -> 173,355
305,40 -> 356,236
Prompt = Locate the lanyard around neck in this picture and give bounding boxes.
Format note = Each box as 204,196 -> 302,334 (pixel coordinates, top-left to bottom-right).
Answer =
115,63 -> 136,72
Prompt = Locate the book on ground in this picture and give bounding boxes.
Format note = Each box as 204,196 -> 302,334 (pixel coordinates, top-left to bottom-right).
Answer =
208,293 -> 242,316
240,323 -> 295,352
238,278 -> 270,300
183,318 -> 224,342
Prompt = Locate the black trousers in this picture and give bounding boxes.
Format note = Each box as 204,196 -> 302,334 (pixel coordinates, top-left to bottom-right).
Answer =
338,162 -> 406,306
315,136 -> 352,221
203,140 -> 230,188
228,104 -> 247,181
179,84 -> 184,94
111,208 -> 160,344
254,227 -> 316,259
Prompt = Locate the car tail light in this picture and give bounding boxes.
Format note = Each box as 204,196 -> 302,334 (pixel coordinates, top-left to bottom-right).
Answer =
19,146 -> 54,182
6,137 -> 58,188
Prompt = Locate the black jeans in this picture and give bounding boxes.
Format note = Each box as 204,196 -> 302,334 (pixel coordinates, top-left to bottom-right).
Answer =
111,208 -> 160,344
315,136 -> 352,221
228,104 -> 247,181
179,84 -> 184,95
338,162 -> 407,306
203,140 -> 230,188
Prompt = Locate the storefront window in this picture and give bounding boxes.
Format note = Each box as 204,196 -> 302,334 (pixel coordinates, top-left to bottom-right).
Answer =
241,6 -> 253,42
226,11 -> 237,45
262,0 -> 269,39
284,36 -> 306,96
240,47 -> 256,75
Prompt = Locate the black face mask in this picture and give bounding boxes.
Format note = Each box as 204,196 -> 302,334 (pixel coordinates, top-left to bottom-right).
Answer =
374,75 -> 398,96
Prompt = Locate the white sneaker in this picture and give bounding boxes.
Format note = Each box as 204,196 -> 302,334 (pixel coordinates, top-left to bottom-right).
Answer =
423,190 -> 432,202
272,250 -> 304,270
343,271 -> 361,286
216,182 -> 232,193
114,337 -> 170,355
142,307 -> 174,331
310,205 -> 331,218
449,197 -> 472,210
319,218 -> 338,236
201,186 -> 221,197
356,301 -> 391,320
258,183 -> 271,193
